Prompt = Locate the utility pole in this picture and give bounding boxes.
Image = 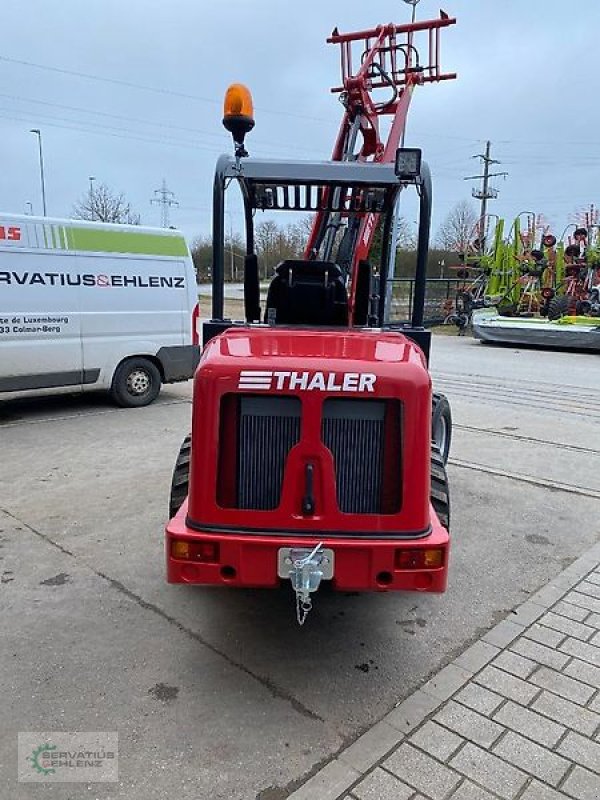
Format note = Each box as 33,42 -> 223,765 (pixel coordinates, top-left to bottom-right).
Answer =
30,129 -> 47,216
89,176 -> 96,221
151,179 -> 178,228
225,210 -> 236,281
464,141 -> 508,247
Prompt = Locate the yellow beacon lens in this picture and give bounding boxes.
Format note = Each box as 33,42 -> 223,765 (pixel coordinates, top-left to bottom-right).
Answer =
223,84 -> 254,121
222,84 -> 255,155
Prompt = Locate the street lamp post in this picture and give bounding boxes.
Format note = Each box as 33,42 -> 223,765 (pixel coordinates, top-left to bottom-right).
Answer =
30,129 -> 47,216
89,176 -> 96,221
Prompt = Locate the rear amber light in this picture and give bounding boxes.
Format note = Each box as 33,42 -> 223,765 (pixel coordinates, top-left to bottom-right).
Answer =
423,548 -> 444,568
171,539 -> 220,563
172,540 -> 190,559
395,548 -> 444,570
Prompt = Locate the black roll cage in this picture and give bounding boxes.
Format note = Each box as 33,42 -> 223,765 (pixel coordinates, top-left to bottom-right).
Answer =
208,154 -> 433,357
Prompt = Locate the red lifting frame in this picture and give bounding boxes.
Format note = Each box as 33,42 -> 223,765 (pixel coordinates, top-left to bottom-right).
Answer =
305,12 -> 456,320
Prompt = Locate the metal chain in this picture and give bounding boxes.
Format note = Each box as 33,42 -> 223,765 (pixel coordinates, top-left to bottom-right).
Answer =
296,594 -> 313,626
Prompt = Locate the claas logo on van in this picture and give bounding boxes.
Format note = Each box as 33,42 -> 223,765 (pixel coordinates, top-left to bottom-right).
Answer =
0,226 -> 21,241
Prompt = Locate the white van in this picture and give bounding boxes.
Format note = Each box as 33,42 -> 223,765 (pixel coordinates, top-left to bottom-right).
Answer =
0,214 -> 200,407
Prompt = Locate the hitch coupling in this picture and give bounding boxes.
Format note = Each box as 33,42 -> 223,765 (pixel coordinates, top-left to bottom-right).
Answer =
277,543 -> 334,625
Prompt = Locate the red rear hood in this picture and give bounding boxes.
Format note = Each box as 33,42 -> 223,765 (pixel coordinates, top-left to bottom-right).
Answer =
201,326 -> 428,376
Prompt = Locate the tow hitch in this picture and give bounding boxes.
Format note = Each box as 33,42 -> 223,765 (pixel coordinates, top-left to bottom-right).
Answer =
277,543 -> 334,625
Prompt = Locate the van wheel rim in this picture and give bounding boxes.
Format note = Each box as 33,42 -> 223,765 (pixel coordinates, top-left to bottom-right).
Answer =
127,369 -> 151,396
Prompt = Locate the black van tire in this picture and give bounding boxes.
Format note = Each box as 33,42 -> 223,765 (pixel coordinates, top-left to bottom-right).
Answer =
111,357 -> 162,407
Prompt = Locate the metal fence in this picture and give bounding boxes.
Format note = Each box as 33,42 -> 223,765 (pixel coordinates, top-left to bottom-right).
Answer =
388,277 -> 465,325
199,277 -> 466,326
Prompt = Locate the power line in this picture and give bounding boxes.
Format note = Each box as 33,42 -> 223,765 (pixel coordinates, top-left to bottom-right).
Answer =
0,91 -> 324,156
151,178 -> 178,228
0,54 -> 330,124
0,107 -> 321,158
0,108 -> 211,150
4,55 -> 600,149
0,91 -> 225,138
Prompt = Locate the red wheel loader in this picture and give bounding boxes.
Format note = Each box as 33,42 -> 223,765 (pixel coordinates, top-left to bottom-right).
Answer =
165,9 -> 456,623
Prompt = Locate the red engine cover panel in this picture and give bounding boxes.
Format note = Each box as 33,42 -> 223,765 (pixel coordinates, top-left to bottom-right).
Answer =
187,327 -> 432,538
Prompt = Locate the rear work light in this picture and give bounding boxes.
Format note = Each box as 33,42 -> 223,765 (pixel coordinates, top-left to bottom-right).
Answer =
395,548 -> 444,570
171,539 -> 220,563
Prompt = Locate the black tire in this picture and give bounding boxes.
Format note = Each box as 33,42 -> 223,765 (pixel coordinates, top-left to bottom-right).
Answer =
111,357 -> 161,407
547,295 -> 573,321
455,290 -> 473,316
576,300 -> 591,316
455,313 -> 469,331
431,444 -> 450,530
497,303 -> 517,317
169,434 -> 191,519
432,393 -> 452,465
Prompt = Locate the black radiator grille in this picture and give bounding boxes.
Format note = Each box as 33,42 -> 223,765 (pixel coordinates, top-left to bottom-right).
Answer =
237,396 -> 301,510
322,399 -> 386,514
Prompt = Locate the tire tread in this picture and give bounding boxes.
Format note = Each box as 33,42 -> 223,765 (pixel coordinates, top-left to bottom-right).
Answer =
169,434 -> 192,519
431,444 -> 450,530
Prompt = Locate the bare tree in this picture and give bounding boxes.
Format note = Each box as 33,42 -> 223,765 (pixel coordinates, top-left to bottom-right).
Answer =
296,214 -> 316,240
396,216 -> 417,250
255,220 -> 280,278
436,200 -> 478,252
73,183 -> 141,225
193,213 -> 419,284
225,231 -> 246,281
190,236 -> 212,282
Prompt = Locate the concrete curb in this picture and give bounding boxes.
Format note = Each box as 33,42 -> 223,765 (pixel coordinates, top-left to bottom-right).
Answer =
287,540 -> 600,800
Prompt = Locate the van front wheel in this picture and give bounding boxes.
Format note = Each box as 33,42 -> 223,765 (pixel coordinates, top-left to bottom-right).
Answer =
111,357 -> 161,407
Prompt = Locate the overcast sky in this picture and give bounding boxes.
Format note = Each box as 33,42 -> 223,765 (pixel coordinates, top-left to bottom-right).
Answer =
2,0 -> 599,243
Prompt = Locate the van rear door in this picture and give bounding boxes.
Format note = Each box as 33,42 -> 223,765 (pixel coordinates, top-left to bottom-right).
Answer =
0,247 -> 83,393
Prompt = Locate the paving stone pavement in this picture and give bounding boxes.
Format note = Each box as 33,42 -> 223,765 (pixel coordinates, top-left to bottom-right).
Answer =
287,543 -> 600,800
